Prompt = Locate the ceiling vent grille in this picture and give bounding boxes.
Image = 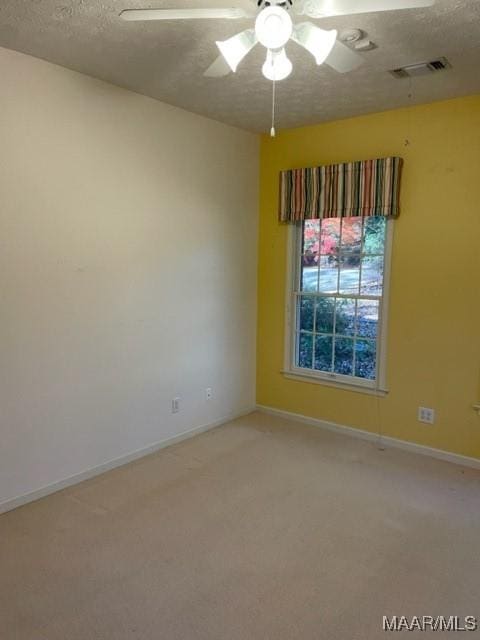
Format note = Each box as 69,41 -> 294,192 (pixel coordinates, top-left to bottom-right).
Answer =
390,57 -> 451,79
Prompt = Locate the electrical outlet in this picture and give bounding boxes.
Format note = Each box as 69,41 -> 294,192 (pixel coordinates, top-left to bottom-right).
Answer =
172,397 -> 180,414
418,406 -> 435,424
206,387 -> 213,401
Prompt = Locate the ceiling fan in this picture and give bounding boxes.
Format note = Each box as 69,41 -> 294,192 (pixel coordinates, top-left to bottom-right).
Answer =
120,0 -> 435,82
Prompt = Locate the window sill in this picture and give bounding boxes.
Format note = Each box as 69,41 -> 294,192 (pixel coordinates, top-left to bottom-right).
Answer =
281,369 -> 389,397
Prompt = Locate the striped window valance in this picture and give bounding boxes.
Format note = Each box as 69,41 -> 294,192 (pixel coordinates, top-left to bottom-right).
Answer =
279,156 -> 403,222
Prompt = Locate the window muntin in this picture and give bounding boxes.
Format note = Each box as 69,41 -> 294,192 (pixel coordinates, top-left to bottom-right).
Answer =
291,216 -> 388,387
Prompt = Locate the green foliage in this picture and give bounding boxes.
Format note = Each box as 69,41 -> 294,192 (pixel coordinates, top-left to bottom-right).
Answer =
355,340 -> 377,379
363,216 -> 386,255
297,295 -> 377,379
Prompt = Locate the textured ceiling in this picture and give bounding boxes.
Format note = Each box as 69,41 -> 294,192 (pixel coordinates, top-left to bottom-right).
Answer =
0,0 -> 479,132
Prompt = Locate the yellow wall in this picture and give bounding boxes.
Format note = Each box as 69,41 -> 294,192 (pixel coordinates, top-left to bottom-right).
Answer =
257,95 -> 480,460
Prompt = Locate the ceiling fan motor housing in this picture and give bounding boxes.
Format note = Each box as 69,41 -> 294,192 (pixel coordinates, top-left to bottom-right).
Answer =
257,0 -> 293,9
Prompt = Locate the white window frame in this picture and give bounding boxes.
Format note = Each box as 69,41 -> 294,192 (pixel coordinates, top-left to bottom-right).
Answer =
283,219 -> 394,396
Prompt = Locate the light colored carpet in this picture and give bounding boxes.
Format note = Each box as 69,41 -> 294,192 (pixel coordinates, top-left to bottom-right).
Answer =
1,411 -> 480,639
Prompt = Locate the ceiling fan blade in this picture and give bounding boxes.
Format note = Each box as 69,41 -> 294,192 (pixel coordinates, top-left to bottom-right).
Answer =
119,8 -> 253,21
204,55 -> 232,77
324,40 -> 364,73
292,23 -> 337,66
297,0 -> 435,18
216,29 -> 257,72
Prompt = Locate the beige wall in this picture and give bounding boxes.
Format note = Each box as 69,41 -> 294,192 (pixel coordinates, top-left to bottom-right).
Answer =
0,47 -> 259,509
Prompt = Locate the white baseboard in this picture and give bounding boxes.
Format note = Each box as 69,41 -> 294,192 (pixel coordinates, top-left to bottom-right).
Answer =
257,404 -> 480,471
0,406 -> 255,515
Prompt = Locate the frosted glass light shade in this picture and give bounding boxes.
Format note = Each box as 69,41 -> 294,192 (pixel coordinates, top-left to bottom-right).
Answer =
262,48 -> 292,82
216,29 -> 257,72
292,23 -> 337,65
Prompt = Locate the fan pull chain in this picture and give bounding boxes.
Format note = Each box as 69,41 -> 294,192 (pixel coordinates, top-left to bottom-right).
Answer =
270,78 -> 276,138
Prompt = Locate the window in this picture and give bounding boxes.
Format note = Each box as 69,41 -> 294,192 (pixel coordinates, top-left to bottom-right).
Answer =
286,216 -> 392,392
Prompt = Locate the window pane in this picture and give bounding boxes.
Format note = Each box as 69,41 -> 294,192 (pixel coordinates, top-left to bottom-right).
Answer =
318,255 -> 338,293
314,335 -> 333,372
301,255 -> 318,292
334,337 -> 354,375
355,339 -> 377,380
298,296 -> 315,332
356,300 -> 379,339
301,221 -> 320,292
302,220 -> 320,254
360,256 -> 384,296
335,298 -> 356,336
363,216 -> 386,255
339,254 -> 360,294
315,297 -> 335,333
320,218 -> 341,256
340,217 -> 363,250
297,332 -> 313,369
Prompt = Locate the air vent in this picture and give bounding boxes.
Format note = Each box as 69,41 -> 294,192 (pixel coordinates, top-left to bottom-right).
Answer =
390,57 -> 451,79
